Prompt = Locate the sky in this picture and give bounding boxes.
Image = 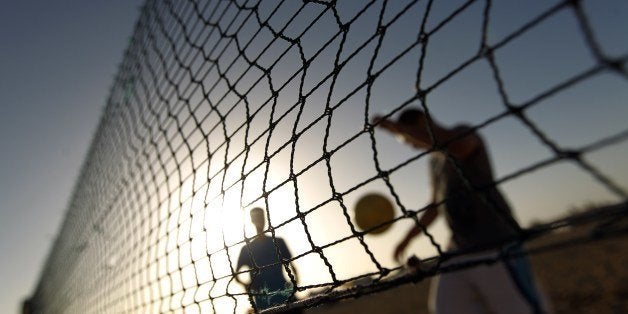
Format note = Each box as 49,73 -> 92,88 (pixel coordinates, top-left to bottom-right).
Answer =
0,1 -> 143,312
1,0 -> 627,313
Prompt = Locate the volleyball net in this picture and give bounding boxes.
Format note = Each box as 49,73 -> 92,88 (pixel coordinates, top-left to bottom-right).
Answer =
30,0 -> 628,313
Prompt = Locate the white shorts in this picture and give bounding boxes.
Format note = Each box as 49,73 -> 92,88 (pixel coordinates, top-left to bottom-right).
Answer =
428,246 -> 551,314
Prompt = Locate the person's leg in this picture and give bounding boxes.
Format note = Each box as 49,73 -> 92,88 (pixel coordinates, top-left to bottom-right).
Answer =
468,260 -> 535,314
504,255 -> 553,313
430,270 -> 486,314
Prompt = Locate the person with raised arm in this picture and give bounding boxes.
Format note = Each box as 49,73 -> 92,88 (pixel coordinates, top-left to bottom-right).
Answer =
374,108 -> 550,314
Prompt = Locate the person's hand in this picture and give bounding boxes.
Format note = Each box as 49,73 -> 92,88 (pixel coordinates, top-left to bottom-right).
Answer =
371,115 -> 399,133
406,255 -> 421,273
371,115 -> 384,125
234,273 -> 251,291
238,278 -> 251,292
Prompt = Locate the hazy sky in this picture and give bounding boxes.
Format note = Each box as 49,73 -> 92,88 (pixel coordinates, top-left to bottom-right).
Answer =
1,0 -> 627,313
0,1 -> 142,312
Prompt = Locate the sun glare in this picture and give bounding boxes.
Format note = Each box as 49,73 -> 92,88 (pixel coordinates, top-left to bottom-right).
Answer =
164,130 -> 438,313
171,157 -> 287,313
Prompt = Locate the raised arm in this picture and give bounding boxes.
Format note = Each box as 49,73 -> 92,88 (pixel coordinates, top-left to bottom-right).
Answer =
372,113 -> 482,160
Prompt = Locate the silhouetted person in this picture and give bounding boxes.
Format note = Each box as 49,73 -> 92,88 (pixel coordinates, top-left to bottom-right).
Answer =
374,108 -> 550,314
236,207 -> 299,312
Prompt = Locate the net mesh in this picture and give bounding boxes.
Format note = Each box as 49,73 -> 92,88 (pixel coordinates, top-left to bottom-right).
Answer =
30,0 -> 628,313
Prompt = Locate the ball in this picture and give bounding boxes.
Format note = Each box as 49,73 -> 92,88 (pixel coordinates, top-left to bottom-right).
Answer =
353,193 -> 395,235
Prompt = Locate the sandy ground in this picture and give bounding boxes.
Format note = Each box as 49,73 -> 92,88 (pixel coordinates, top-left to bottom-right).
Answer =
303,223 -> 628,314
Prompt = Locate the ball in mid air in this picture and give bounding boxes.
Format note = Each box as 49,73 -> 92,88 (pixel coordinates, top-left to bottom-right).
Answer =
353,193 -> 395,235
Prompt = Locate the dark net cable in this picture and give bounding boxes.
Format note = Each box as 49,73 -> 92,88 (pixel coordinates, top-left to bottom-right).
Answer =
29,0 -> 627,313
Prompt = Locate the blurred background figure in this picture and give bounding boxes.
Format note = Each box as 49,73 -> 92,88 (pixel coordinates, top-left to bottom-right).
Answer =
236,207 -> 300,312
